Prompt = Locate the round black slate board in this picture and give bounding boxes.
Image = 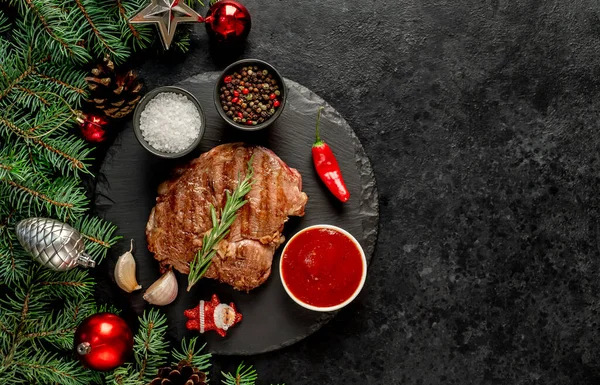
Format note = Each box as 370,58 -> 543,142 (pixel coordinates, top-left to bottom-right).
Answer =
95,72 -> 379,355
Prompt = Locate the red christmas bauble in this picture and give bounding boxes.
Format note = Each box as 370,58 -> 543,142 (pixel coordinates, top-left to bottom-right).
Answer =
205,0 -> 251,43
74,313 -> 133,371
79,113 -> 109,143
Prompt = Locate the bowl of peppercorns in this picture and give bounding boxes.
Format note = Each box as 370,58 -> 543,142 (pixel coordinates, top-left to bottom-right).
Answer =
214,59 -> 287,130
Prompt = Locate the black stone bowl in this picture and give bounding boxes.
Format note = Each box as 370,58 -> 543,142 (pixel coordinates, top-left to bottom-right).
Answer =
133,86 -> 205,159
214,59 -> 287,131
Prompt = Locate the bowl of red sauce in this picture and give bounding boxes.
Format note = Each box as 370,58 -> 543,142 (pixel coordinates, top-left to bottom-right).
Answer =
279,225 -> 367,312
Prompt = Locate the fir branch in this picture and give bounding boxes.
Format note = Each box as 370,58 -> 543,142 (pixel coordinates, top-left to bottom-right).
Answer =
69,0 -> 130,63
73,215 -> 121,261
0,225 -> 30,284
0,0 -> 149,383
0,145 -> 28,181
29,132 -> 93,175
0,174 -> 88,221
0,48 -> 87,110
172,338 -> 212,371
134,309 -> 169,383
116,0 -> 140,39
37,268 -> 95,299
0,55 -> 49,101
12,351 -> 89,385
222,363 -> 259,385
20,0 -> 73,53
22,326 -> 76,339
94,302 -> 122,315
35,73 -> 87,96
0,109 -> 66,138
0,11 -> 10,33
116,0 -> 153,51
1,273 -> 39,368
187,156 -> 255,291
172,30 -> 191,54
16,85 -> 49,106
11,1 -> 90,63
0,119 -> 92,176
21,308 -> 80,350
105,363 -> 144,385
65,297 -> 98,325
72,0 -> 113,53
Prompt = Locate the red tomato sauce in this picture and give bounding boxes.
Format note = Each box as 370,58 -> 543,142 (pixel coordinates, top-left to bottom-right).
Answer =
281,228 -> 364,308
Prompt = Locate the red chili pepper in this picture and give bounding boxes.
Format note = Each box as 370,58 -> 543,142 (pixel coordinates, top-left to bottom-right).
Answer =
312,107 -> 350,203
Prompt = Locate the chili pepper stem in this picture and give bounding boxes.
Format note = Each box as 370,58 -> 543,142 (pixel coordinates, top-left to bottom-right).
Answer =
314,106 -> 325,146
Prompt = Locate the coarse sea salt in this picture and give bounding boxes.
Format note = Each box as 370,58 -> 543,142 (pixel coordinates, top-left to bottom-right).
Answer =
139,92 -> 202,153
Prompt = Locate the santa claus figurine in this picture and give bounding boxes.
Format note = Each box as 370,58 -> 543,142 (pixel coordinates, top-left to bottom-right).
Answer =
184,294 -> 243,337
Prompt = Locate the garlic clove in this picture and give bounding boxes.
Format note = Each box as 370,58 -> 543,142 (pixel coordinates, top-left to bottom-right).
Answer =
114,239 -> 142,293
143,269 -> 178,306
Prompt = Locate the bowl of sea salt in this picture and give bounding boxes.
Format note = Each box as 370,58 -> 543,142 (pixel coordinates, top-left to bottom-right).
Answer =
133,86 -> 205,158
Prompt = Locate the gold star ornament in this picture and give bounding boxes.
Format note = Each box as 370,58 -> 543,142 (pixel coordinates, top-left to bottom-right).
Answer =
130,0 -> 204,50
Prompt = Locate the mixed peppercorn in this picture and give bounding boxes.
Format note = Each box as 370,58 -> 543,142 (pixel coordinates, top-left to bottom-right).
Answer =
219,65 -> 282,126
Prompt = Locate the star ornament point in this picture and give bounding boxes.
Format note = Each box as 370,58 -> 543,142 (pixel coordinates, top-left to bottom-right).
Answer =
130,0 -> 203,49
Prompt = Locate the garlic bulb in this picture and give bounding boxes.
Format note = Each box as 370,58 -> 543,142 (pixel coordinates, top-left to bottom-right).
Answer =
143,269 -> 178,306
114,240 -> 141,293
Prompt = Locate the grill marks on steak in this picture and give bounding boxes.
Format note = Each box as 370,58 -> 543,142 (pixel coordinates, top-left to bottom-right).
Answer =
146,143 -> 308,291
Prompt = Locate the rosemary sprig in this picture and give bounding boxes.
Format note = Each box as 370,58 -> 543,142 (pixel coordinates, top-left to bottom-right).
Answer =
186,157 -> 255,291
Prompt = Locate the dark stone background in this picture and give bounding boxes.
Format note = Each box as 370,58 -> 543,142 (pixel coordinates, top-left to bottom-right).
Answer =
107,0 -> 600,383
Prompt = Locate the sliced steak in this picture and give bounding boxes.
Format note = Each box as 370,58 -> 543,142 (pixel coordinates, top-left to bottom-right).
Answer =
146,143 -> 308,291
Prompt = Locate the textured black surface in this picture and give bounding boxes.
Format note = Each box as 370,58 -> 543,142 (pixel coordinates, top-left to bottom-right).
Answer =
94,0 -> 600,383
95,73 -> 378,355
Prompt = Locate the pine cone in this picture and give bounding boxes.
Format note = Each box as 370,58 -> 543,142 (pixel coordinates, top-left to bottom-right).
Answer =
148,361 -> 207,385
86,55 -> 143,119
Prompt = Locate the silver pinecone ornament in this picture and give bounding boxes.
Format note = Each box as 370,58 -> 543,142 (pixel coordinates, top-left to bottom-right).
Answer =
15,217 -> 96,271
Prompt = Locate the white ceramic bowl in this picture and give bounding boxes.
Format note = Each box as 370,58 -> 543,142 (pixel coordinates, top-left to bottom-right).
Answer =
279,224 -> 367,312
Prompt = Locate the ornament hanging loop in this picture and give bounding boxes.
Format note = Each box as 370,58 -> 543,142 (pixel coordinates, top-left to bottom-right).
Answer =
77,253 -> 96,268
77,342 -> 92,355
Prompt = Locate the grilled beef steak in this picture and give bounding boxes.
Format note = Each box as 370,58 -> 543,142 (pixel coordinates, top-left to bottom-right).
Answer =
146,143 -> 308,291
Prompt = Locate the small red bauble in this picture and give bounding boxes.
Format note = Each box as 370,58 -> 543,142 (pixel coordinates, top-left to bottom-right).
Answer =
79,113 -> 109,143
74,313 -> 133,371
205,0 -> 251,43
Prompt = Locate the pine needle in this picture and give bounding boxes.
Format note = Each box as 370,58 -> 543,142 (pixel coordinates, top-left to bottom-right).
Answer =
187,156 -> 255,291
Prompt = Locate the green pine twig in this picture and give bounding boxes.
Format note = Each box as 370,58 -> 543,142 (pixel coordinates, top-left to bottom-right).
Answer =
172,337 -> 212,372
222,363 -> 258,385
0,174 -> 88,222
73,215 -> 122,262
187,156 -> 255,291
36,268 -> 95,299
133,309 -> 169,383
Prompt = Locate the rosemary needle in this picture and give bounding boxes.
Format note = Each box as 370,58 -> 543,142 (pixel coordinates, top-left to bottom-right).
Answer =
186,156 -> 255,291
